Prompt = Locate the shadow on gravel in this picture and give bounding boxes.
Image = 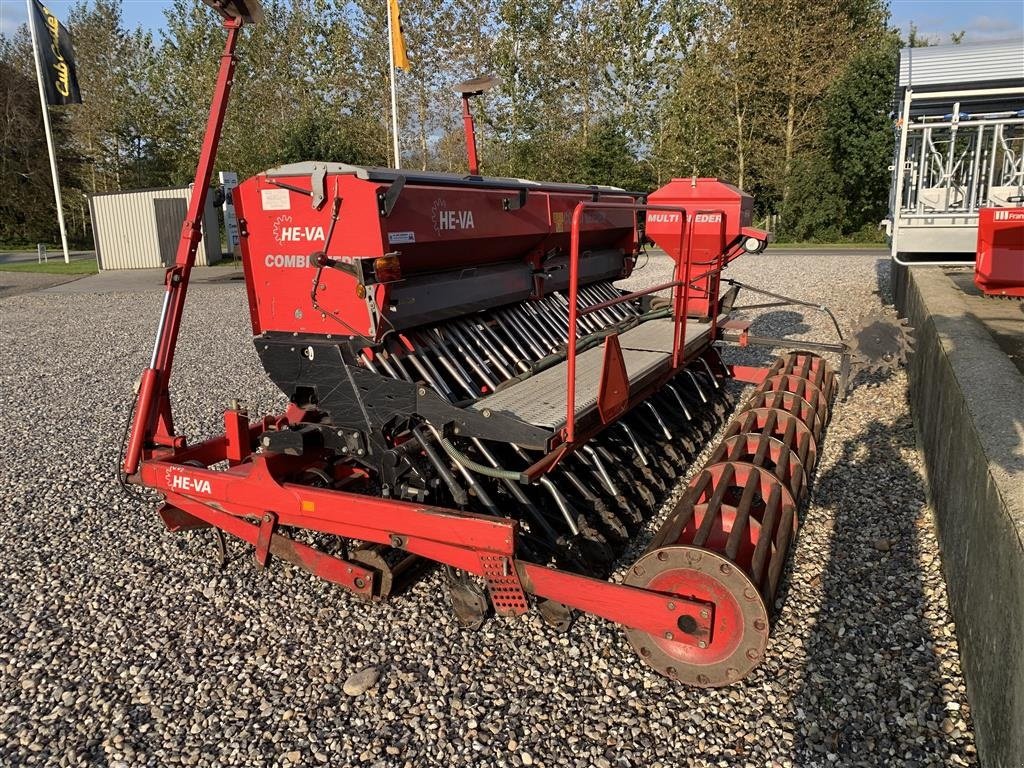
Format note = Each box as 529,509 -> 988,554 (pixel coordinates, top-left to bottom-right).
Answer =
748,309 -> 811,338
875,257 -> 892,304
791,418 -> 970,766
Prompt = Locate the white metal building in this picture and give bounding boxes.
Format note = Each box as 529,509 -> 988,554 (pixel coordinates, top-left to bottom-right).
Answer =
89,186 -> 222,270
888,37 -> 1024,261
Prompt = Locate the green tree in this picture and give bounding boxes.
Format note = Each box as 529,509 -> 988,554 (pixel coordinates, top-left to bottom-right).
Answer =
0,30 -> 83,245
67,0 -> 167,194
578,118 -> 655,190
820,30 -> 900,237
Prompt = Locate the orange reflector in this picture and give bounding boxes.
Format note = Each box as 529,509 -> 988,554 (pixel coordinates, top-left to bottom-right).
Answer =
301,500 -> 315,513
374,255 -> 402,283
355,284 -> 366,299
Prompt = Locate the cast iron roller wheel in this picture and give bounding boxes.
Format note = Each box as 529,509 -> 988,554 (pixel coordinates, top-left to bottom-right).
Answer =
623,546 -> 769,687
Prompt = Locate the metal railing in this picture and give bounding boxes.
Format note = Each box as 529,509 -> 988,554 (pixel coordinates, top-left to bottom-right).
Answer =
564,202 -> 732,443
889,86 -> 1024,266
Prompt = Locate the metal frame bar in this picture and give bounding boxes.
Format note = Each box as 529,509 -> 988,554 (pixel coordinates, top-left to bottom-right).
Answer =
138,413 -> 712,644
124,16 -> 244,474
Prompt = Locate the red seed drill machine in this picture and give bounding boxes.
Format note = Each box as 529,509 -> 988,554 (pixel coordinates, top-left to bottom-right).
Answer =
121,0 -> 911,686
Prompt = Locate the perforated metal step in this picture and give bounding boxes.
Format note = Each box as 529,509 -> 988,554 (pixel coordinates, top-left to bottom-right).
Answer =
470,318 -> 711,429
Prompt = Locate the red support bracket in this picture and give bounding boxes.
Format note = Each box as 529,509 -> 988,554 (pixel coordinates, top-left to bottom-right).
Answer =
720,319 -> 751,347
224,408 -> 251,465
597,333 -> 629,423
728,365 -> 769,385
255,512 -> 276,567
167,493 -> 377,599
158,503 -> 212,532
122,17 -> 244,477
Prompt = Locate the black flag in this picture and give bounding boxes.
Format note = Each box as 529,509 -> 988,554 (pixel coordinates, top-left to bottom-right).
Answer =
30,0 -> 82,105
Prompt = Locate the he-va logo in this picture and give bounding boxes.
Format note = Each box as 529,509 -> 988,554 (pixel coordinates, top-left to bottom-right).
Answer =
165,467 -> 212,495
431,198 -> 475,234
272,214 -> 326,244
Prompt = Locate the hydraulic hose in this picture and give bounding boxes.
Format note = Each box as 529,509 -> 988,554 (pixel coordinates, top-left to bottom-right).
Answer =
436,433 -> 528,483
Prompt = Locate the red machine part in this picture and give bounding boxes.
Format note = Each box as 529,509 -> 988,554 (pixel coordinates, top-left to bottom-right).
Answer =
645,178 -> 770,318
233,166 -> 640,338
624,353 -> 835,686
975,207 -> 1024,298
120,0 -> 840,691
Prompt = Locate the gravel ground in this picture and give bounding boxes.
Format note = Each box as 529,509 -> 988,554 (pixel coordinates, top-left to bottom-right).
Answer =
0,250 -> 977,767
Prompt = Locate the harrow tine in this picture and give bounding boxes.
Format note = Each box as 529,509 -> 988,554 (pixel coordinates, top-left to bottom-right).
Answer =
642,401 -> 673,441
510,305 -> 558,352
405,336 -> 457,401
410,426 -> 470,507
399,341 -> 455,400
538,477 -> 580,536
581,444 -> 620,497
697,357 -> 720,389
416,332 -> 479,399
457,318 -> 513,380
578,285 -> 618,327
359,351 -> 380,374
442,323 -> 498,391
472,318 -> 524,375
469,438 -> 563,543
664,382 -> 694,421
488,316 -> 534,370
685,369 -> 709,403
558,468 -> 629,544
617,422 -> 648,466
523,301 -> 565,347
486,321 -> 532,373
426,425 -> 503,516
384,341 -> 416,382
376,349 -> 408,382
496,309 -> 545,360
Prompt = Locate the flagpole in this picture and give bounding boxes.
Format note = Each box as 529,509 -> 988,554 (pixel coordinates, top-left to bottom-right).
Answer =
385,0 -> 401,169
26,0 -> 71,264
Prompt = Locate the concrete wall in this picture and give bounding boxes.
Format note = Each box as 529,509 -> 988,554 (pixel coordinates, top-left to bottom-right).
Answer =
894,265 -> 1024,768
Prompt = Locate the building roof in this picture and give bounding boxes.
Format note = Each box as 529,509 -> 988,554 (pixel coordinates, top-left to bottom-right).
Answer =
899,37 -> 1024,89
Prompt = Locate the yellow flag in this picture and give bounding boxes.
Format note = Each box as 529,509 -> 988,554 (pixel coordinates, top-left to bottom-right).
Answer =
388,0 -> 410,71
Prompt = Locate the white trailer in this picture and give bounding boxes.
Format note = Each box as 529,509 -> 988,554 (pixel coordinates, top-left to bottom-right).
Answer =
887,38 -> 1024,264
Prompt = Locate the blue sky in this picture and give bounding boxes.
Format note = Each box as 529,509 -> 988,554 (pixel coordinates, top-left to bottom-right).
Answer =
2,0 -> 1023,42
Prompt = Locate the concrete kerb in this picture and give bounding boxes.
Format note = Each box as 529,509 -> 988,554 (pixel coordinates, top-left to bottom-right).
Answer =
894,264 -> 1024,768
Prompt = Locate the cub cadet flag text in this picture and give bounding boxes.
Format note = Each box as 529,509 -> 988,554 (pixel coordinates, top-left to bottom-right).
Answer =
30,0 -> 82,105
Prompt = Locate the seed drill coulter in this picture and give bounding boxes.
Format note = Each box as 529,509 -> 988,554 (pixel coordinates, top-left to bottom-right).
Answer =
122,0 -> 911,686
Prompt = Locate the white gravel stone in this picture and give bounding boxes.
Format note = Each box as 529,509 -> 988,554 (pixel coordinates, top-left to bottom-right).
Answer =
343,666 -> 381,697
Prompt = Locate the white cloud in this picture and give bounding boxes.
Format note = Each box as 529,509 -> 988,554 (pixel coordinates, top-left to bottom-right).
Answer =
962,14 -> 1024,41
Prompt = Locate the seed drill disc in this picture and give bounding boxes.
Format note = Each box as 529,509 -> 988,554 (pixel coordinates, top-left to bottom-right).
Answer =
623,545 -> 769,687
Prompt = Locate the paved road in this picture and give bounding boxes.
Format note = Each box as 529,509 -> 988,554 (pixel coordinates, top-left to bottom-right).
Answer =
0,249 -> 95,265
768,246 -> 887,258
38,265 -> 245,294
